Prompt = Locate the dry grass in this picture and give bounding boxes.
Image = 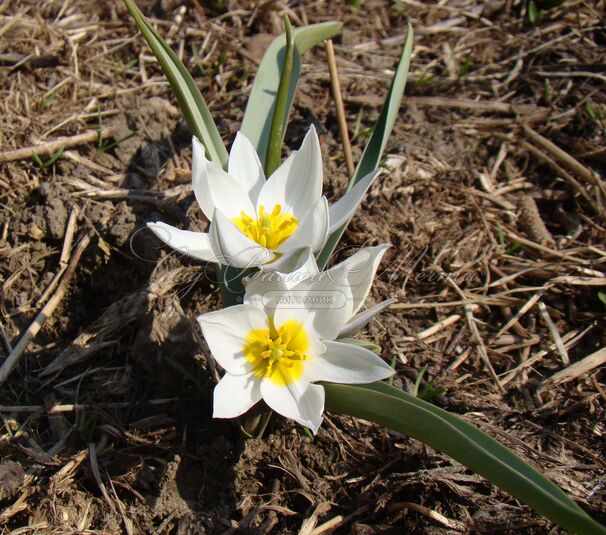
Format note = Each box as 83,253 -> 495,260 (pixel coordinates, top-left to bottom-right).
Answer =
0,0 -> 605,533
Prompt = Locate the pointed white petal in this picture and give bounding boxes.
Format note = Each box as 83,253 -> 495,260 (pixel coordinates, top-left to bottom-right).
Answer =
228,131 -> 265,203
304,340 -> 394,384
147,222 -> 215,261
191,136 -> 254,220
197,304 -> 268,375
272,277 -> 350,343
209,210 -> 275,268
260,246 -> 318,277
243,276 -> 289,311
328,169 -> 380,233
277,196 -> 329,254
191,136 -> 219,220
338,298 -> 396,338
244,247 -> 319,310
213,373 -> 262,418
261,379 -> 324,434
327,244 -> 390,317
256,125 -> 323,220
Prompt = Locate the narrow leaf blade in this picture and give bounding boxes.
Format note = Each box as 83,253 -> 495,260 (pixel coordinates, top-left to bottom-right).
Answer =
324,382 -> 606,535
241,21 -> 342,162
264,16 -> 295,176
317,23 -> 413,269
124,0 -> 228,167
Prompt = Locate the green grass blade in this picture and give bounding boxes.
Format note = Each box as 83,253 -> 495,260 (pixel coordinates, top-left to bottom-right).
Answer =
241,21 -> 342,162
124,0 -> 228,168
316,23 -> 413,269
324,382 -> 606,535
264,16 -> 295,176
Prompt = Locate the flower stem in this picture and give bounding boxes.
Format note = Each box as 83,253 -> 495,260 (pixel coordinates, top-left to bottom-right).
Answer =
239,400 -> 273,438
219,265 -> 251,307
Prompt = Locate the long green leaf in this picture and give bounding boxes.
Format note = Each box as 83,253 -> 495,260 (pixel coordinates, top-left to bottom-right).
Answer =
265,16 -> 295,176
316,23 -> 414,269
324,382 -> 606,535
124,0 -> 228,167
241,21 -> 342,162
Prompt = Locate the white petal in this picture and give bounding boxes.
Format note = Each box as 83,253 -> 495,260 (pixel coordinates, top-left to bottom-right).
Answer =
272,276 -> 350,343
147,222 -> 215,261
327,244 -> 390,317
256,125 -> 323,220
338,298 -> 396,338
197,304 -> 268,375
213,373 -> 262,418
228,131 -> 265,203
328,169 -> 380,233
209,210 -> 275,268
243,247 -> 319,309
243,276 -> 289,311
304,340 -> 394,384
261,379 -> 324,434
191,136 -> 255,220
191,136 -> 219,219
260,246 -> 318,277
277,196 -> 329,254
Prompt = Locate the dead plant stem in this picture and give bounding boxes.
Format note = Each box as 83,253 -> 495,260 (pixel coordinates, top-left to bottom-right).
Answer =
0,231 -> 92,387
325,39 -> 355,177
0,127 -> 120,163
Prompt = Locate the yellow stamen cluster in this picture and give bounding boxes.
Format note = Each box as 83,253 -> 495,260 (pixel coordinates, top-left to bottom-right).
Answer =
244,319 -> 310,386
232,204 -> 298,250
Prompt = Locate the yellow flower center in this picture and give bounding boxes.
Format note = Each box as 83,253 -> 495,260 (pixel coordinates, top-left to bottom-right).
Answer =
243,319 -> 310,386
232,205 -> 298,250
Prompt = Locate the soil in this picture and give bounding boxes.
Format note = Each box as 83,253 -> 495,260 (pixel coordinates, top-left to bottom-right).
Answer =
0,0 -> 605,533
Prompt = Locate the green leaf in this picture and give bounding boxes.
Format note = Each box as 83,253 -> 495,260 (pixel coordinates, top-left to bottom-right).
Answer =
411,364 -> 427,397
33,147 -> 64,169
264,16 -> 295,176
324,382 -> 606,535
317,23 -> 414,270
457,54 -> 472,77
32,153 -> 44,168
528,0 -> 541,25
241,21 -> 342,162
124,0 -> 228,167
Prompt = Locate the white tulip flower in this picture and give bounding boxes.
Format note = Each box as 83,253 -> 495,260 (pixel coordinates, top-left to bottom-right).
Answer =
197,248 -> 394,433
148,126 -> 380,268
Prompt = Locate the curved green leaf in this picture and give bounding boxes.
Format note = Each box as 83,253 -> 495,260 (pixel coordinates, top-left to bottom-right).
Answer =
124,0 -> 228,167
241,21 -> 342,162
265,16 -> 295,176
324,382 -> 606,535
317,23 -> 413,269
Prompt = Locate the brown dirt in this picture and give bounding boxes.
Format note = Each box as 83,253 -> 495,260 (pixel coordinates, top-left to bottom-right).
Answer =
0,0 -> 605,533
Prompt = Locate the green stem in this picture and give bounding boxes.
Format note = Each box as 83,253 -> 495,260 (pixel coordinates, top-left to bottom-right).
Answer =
240,405 -> 273,438
264,15 -> 295,176
219,265 -> 251,308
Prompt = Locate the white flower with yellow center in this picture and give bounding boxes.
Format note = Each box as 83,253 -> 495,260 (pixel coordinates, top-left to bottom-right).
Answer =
148,126 -> 380,268
198,245 -> 394,433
